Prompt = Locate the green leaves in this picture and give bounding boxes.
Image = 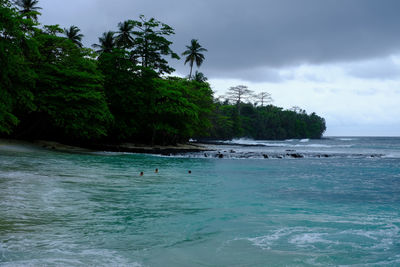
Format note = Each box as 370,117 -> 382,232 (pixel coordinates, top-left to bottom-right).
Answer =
92,31 -> 115,53
207,101 -> 326,140
0,0 -> 36,134
0,2 -> 325,144
23,27 -> 113,140
148,78 -> 213,144
98,49 -> 155,140
116,20 -> 135,48
64,25 -> 84,47
98,49 -> 213,144
131,15 -> 180,74
182,39 -> 207,79
15,0 -> 41,22
93,15 -> 179,75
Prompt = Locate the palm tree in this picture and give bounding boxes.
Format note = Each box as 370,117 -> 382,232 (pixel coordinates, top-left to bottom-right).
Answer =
15,0 -> 42,22
182,39 -> 207,79
193,71 -> 207,83
116,20 -> 135,48
92,31 -> 115,53
64,26 -> 84,47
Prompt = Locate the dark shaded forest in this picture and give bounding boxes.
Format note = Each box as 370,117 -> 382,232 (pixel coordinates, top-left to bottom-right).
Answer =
208,102 -> 326,140
0,0 -> 326,145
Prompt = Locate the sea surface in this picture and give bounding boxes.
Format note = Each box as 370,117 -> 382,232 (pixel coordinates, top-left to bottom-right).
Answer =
1,137 -> 400,266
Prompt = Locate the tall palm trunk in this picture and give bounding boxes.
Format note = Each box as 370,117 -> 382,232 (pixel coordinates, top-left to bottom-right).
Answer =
189,61 -> 194,79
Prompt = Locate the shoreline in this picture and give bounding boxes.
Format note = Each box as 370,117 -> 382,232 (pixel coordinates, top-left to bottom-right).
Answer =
84,142 -> 213,155
0,138 -> 213,155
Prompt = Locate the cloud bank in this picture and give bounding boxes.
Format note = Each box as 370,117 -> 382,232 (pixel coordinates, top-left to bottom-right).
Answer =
40,0 -> 400,79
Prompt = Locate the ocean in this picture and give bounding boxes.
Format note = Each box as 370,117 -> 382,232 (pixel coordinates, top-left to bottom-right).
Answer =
1,137 -> 400,266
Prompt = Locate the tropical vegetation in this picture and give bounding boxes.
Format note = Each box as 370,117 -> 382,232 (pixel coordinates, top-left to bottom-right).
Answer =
207,101 -> 326,140
0,0 -> 326,145
182,39 -> 207,79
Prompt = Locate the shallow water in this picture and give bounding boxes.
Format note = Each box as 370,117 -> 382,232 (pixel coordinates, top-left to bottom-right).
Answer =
190,136 -> 400,159
1,138 -> 400,266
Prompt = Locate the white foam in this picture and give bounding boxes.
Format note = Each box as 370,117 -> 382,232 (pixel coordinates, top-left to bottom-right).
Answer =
382,153 -> 400,158
222,138 -> 259,145
293,144 -> 353,148
262,143 -> 291,147
294,144 -> 332,148
339,224 -> 399,250
289,233 -> 337,246
342,224 -> 399,239
222,138 -> 290,147
245,227 -> 309,249
300,139 -> 310,142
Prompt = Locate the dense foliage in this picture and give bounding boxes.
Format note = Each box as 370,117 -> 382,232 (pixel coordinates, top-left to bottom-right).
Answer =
0,0 -> 36,134
207,102 -> 326,140
0,0 -> 325,144
24,25 -> 113,140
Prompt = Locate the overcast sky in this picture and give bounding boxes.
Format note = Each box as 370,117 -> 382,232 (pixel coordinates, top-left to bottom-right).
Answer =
39,0 -> 400,136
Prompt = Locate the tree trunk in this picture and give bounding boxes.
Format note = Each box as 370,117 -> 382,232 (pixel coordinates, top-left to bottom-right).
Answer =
189,61 -> 193,79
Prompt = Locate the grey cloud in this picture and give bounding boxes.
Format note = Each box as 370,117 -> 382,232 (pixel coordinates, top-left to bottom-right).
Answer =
301,73 -> 327,83
39,0 -> 400,81
346,58 -> 400,80
204,67 -> 284,83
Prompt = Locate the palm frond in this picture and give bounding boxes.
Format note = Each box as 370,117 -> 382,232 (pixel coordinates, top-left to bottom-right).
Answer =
182,39 -> 207,79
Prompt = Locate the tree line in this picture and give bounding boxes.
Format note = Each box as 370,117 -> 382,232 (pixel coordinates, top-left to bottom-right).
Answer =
0,0 -> 326,145
202,85 -> 326,140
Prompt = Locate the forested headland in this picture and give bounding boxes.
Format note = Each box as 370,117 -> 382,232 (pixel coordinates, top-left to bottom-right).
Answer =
0,0 -> 326,146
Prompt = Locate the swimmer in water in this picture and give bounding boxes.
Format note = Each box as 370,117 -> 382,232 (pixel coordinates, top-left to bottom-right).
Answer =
188,170 -> 192,174
155,168 -> 158,173
140,171 -> 144,176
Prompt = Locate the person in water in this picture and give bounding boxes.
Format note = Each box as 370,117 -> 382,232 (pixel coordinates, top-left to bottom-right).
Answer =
155,168 -> 158,173
188,170 -> 192,174
140,171 -> 144,176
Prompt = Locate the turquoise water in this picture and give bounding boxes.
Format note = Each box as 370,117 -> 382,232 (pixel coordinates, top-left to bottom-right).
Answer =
1,138 -> 400,266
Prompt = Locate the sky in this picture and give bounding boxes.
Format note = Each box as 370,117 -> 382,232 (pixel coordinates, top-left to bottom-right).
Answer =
38,0 -> 400,136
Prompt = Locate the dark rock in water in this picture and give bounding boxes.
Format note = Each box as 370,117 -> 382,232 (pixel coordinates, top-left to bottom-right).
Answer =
204,153 -> 208,157
320,154 -> 329,158
370,154 -> 382,158
230,150 -> 236,153
286,149 -> 296,152
218,153 -> 224,158
277,155 -> 283,159
263,154 -> 269,159
287,153 -> 304,158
